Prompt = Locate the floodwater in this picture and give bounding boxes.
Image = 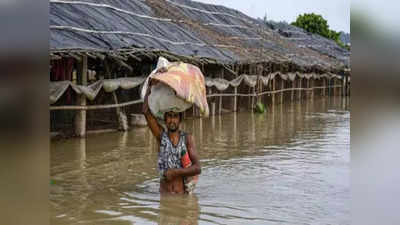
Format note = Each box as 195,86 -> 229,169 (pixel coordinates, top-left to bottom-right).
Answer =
50,96 -> 350,225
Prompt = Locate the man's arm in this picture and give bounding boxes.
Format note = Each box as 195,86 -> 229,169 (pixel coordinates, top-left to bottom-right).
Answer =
142,81 -> 163,142
166,134 -> 201,180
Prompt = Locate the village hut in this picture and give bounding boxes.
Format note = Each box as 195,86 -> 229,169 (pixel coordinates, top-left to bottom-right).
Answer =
50,0 -> 350,137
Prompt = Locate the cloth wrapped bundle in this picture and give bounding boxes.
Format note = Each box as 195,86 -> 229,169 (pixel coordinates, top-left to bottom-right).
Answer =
143,57 -> 209,120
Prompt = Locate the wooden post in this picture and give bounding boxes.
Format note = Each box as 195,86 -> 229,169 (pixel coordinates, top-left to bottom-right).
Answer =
199,117 -> 203,144
211,102 -> 216,116
280,79 -> 284,104
327,78 -> 330,96
113,92 -> 128,131
328,79 -> 331,96
219,70 -> 223,115
291,80 -> 295,101
233,110 -> 237,146
311,78 -> 314,99
219,92 -> 222,115
248,86 -> 251,109
298,78 -> 302,100
257,72 -> 262,104
307,79 -> 310,99
342,77 -> 346,96
333,78 -> 336,96
77,138 -> 86,169
207,87 -> 214,116
208,87 -> 215,116
74,55 -> 88,137
272,78 -> 276,105
251,87 -> 255,109
233,87 -> 238,112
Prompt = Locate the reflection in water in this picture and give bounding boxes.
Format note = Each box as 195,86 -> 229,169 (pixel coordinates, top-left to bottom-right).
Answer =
51,96 -> 349,225
159,195 -> 199,225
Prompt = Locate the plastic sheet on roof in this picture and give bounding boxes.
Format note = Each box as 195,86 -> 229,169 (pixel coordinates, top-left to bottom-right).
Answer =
49,0 -> 348,70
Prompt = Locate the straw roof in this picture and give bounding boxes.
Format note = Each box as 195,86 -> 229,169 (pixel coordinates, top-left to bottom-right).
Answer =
50,0 -> 349,73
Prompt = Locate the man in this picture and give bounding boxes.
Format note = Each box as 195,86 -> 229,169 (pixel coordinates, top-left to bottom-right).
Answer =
142,79 -> 201,194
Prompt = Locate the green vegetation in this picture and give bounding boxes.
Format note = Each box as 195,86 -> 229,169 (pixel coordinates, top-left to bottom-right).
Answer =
255,102 -> 266,113
291,13 -> 349,50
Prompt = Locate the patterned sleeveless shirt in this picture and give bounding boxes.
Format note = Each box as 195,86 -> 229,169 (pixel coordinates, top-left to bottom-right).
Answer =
158,131 -> 187,180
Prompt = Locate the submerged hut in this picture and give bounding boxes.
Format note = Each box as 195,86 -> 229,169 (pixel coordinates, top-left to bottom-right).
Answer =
50,0 -> 350,137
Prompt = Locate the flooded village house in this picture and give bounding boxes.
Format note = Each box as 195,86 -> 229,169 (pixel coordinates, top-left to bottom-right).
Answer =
49,0 -> 350,137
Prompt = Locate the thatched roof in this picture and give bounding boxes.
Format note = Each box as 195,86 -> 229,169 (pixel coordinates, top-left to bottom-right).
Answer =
50,0 -> 349,72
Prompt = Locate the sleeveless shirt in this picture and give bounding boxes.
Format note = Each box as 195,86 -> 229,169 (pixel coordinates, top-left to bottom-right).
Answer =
158,131 -> 187,180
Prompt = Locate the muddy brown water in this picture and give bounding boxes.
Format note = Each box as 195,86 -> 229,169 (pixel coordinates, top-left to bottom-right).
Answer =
50,96 -> 349,225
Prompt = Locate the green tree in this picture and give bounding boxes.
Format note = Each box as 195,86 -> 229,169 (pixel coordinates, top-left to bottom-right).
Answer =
291,13 -> 348,50
291,13 -> 331,38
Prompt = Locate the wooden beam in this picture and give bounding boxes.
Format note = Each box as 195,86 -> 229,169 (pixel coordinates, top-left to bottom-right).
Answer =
128,53 -> 142,62
69,52 -> 82,62
109,55 -> 133,72
93,52 -> 106,60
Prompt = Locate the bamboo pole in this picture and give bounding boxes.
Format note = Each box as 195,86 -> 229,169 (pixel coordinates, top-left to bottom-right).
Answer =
50,99 -> 143,110
74,55 -> 87,137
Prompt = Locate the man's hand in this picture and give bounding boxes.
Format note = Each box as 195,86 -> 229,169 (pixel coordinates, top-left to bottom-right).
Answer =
165,169 -> 178,181
156,67 -> 168,74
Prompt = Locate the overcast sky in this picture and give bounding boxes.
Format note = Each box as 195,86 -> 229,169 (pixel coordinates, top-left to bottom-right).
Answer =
194,0 -> 350,33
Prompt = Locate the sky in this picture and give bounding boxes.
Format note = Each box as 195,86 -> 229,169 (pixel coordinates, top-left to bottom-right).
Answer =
194,0 -> 350,33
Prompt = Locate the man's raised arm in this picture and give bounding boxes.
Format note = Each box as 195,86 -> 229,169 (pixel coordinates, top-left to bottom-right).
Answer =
142,81 -> 163,142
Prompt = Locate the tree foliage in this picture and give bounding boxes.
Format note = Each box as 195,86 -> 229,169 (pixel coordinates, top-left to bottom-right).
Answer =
291,13 -> 347,50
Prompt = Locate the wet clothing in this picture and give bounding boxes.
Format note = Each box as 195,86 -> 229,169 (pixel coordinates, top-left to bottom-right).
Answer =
158,131 -> 187,180
158,130 -> 198,194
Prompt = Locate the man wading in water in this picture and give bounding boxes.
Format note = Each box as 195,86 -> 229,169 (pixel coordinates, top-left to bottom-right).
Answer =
142,79 -> 201,194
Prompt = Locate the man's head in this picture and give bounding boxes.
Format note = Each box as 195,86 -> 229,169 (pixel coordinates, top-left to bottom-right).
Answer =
164,111 -> 183,132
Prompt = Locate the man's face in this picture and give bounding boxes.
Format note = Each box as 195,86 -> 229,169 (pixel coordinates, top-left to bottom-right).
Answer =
165,111 -> 180,132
